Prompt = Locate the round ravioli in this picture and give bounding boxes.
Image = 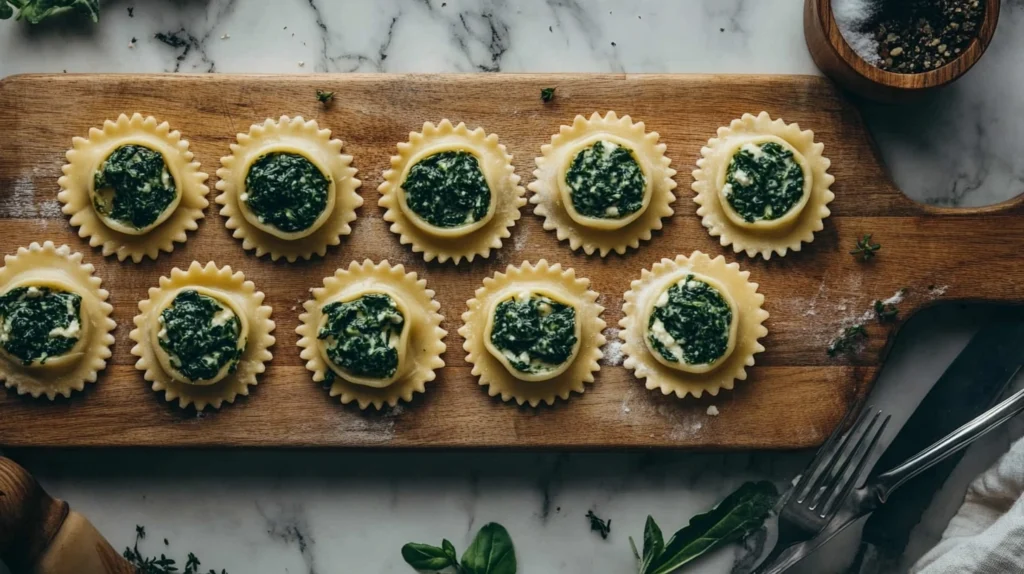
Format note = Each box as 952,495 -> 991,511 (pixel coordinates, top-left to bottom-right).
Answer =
296,260 -> 446,410
216,116 -> 363,262
460,260 -> 605,407
378,119 -> 526,264
0,242 -> 115,400
620,251 -> 768,398
129,261 -> 275,410
692,112 -> 834,259
58,113 -> 209,262
529,111 -> 676,256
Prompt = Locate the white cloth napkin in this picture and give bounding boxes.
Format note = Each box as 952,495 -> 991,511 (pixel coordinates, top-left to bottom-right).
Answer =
910,437 -> 1024,573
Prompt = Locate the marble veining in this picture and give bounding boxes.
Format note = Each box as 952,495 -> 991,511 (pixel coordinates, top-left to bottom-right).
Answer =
2,1 -> 1024,573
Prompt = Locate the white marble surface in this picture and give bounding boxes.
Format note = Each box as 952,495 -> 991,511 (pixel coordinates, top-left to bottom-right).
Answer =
2,1 -> 1024,573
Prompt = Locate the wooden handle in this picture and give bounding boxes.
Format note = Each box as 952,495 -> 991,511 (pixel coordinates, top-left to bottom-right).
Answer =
0,457 -> 134,574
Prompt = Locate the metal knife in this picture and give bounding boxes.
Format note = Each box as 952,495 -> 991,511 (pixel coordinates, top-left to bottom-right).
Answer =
753,320 -> 1024,574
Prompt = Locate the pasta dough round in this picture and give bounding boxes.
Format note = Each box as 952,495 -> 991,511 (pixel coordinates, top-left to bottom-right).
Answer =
529,111 -> 676,256
129,261 -> 275,410
0,242 -> 116,400
460,260 -> 605,407
378,120 -> 526,264
216,116 -> 363,262
619,251 -> 768,399
692,112 -> 834,259
296,260 -> 447,410
58,113 -> 209,262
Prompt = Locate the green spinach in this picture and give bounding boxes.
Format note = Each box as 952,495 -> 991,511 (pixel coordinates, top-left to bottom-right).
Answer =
244,152 -> 330,233
724,142 -> 805,223
0,286 -> 81,365
158,290 -> 243,382
565,140 -> 646,220
0,0 -> 98,23
630,481 -> 778,574
402,522 -> 516,574
402,150 -> 491,229
319,293 -> 405,380
93,144 -> 178,230
490,294 -> 577,374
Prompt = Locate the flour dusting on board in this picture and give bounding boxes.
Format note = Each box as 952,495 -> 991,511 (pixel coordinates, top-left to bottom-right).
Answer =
0,176 -> 62,218
345,404 -> 406,443
600,327 -> 624,366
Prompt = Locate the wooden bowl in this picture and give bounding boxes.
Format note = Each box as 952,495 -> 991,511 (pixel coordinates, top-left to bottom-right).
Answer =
804,0 -> 1000,102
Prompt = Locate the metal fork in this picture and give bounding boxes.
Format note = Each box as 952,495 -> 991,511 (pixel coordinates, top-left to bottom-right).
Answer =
753,404 -> 891,574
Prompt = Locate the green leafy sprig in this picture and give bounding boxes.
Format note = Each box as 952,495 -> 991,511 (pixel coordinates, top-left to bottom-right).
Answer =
850,233 -> 881,261
402,522 -> 517,574
629,481 -> 778,574
586,510 -> 612,539
316,90 -> 335,104
0,0 -> 98,23
123,525 -> 227,574
540,87 -> 556,102
827,324 -> 868,356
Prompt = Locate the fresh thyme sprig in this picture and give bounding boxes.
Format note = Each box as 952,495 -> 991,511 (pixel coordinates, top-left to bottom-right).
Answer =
827,325 -> 867,357
316,89 -> 335,104
586,510 -> 611,539
850,234 -> 881,261
540,87 -> 556,102
123,525 -> 227,574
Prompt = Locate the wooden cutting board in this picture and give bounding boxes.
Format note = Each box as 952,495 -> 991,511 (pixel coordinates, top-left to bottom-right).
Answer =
0,73 -> 1021,450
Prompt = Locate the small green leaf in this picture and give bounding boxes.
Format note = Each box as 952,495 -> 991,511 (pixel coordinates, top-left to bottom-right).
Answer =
629,536 -> 641,562
461,523 -> 517,574
540,87 -> 555,102
0,3 -> 14,19
7,0 -> 99,24
640,516 -> 664,573
442,539 -> 458,564
401,542 -> 455,571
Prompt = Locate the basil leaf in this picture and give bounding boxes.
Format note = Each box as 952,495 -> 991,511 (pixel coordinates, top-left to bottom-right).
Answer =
401,542 -> 456,571
3,0 -> 99,24
442,539 -> 458,564
640,516 -> 665,573
461,522 -> 517,574
648,481 -> 778,574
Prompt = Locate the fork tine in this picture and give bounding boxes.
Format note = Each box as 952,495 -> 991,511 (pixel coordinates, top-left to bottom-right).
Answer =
796,405 -> 873,504
793,403 -> 867,502
819,413 -> 891,519
807,409 -> 882,510
813,411 -> 890,519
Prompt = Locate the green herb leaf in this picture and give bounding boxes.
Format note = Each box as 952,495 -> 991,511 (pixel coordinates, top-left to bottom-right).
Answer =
640,516 -> 664,572
1,0 -> 99,23
827,324 -> 868,357
401,542 -> 456,571
540,87 -> 555,102
316,89 -> 335,104
461,522 -> 517,574
586,509 -> 612,539
644,481 -> 778,574
442,539 -> 458,564
850,233 -> 881,261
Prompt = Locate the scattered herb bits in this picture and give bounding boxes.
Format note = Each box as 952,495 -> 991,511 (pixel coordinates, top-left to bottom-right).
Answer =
540,87 -> 556,102
316,89 -> 335,104
123,525 -> 228,574
586,510 -> 612,539
827,324 -> 868,357
850,233 -> 881,261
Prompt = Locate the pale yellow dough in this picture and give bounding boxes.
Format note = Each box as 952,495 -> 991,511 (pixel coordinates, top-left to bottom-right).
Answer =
529,111 -> 677,256
58,113 -> 209,262
296,260 -> 447,410
0,242 -> 115,400
619,251 -> 768,399
378,119 -> 526,264
460,260 -> 606,407
216,116 -> 363,262
692,112 -> 834,259
129,261 -> 276,410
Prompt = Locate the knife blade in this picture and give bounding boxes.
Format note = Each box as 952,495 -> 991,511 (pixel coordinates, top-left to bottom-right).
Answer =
753,320 -> 1024,574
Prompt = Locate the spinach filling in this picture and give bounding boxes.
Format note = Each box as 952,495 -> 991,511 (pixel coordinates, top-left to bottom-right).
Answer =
244,152 -> 331,233
0,286 -> 82,365
402,151 -> 491,228
319,293 -> 405,380
158,290 -> 243,382
647,275 -> 732,366
724,141 -> 806,223
93,144 -> 178,230
490,294 -> 577,374
565,140 -> 646,220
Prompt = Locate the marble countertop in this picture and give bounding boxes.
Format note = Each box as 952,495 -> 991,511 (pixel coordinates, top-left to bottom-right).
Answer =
2,1 -> 1023,573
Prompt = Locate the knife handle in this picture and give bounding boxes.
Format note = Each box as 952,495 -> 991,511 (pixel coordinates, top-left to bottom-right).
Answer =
874,384 -> 1024,502
0,456 -> 135,574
